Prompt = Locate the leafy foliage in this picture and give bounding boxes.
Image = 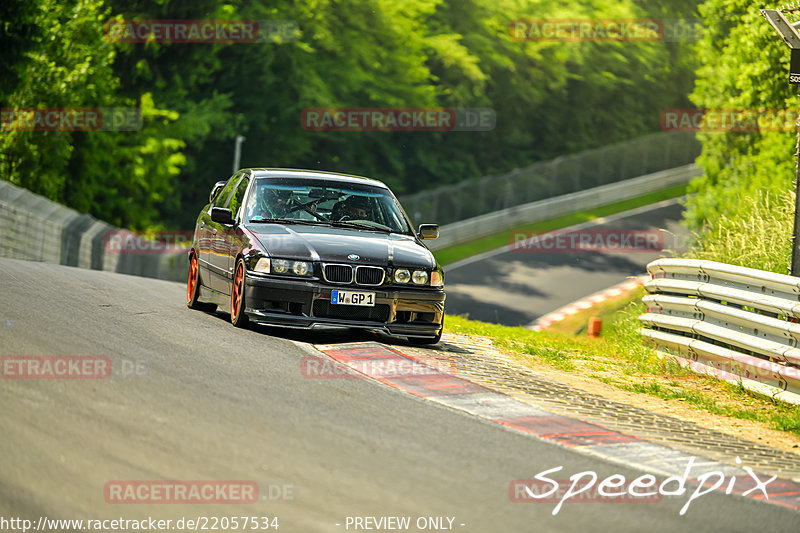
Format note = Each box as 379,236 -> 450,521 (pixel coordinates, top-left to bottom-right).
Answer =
682,0 -> 799,273
2,0 -> 698,229
0,0 -> 186,228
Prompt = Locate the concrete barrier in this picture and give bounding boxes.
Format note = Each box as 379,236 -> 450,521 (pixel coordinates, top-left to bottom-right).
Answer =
0,180 -> 187,282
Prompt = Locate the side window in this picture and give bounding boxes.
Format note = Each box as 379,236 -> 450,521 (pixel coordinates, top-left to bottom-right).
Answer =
213,173 -> 243,208
378,197 -> 405,233
244,182 -> 259,220
227,175 -> 251,220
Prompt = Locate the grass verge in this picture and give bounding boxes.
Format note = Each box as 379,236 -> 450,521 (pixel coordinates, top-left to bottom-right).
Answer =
434,184 -> 687,266
443,295 -> 800,440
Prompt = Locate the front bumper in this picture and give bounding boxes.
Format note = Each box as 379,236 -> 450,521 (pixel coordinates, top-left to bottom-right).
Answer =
243,273 -> 445,337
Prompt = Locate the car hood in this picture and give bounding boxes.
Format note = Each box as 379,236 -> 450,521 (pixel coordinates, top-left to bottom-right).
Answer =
244,224 -> 435,268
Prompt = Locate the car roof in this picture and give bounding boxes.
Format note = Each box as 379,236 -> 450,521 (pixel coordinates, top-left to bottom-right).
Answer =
246,168 -> 389,189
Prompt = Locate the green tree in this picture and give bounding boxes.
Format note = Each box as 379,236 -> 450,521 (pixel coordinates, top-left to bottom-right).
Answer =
684,0 -> 796,234
0,0 -> 187,228
2,0 -> 702,231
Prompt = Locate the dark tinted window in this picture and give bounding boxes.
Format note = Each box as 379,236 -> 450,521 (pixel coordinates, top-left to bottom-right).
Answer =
247,177 -> 413,235
227,175 -> 251,220
213,172 -> 243,208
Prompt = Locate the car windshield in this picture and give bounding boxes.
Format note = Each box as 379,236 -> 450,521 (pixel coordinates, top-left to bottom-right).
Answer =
245,177 -> 414,235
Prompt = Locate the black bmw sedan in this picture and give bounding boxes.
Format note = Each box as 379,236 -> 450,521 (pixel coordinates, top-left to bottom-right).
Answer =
186,168 -> 445,344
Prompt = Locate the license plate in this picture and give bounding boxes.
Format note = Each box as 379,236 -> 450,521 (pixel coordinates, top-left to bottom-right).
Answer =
331,290 -> 375,307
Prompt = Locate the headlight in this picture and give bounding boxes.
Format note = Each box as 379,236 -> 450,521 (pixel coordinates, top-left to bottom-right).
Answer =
270,258 -> 312,276
273,259 -> 289,273
394,268 -> 411,283
292,261 -> 310,276
430,270 -> 443,287
412,270 -> 428,285
254,258 -> 271,273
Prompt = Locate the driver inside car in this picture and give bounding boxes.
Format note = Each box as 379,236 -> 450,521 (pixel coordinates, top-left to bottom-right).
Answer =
256,187 -> 292,219
338,195 -> 369,221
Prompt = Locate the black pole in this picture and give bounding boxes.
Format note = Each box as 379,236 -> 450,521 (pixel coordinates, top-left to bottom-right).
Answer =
792,114 -> 800,275
759,10 -> 800,274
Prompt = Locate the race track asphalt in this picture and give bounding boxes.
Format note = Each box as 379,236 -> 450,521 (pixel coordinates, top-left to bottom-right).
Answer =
1,257 -> 798,532
443,199 -> 688,326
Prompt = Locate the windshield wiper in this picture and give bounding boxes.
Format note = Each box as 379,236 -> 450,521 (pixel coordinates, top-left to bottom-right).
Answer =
327,220 -> 393,232
249,218 -> 397,233
248,218 -> 327,226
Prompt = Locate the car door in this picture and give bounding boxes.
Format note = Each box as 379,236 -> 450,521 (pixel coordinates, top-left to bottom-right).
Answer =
196,180 -> 231,281
206,172 -> 244,293
218,174 -> 253,294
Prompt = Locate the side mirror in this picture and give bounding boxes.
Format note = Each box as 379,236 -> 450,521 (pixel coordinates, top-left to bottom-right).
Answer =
209,180 -> 227,203
211,207 -> 234,225
418,224 -> 439,240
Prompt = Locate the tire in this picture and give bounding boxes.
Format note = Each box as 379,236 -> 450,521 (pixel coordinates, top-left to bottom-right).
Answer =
187,252 -> 202,309
230,258 -> 249,328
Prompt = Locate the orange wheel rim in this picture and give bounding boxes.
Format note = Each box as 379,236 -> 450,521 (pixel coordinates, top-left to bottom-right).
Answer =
187,254 -> 198,303
232,262 -> 243,319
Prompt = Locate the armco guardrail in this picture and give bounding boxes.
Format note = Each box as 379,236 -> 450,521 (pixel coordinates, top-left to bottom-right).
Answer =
0,179 -> 187,281
426,163 -> 701,251
639,258 -> 800,405
401,131 -> 700,226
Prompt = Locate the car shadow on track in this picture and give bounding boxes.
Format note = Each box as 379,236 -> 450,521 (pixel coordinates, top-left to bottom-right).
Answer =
203,306 -> 456,350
